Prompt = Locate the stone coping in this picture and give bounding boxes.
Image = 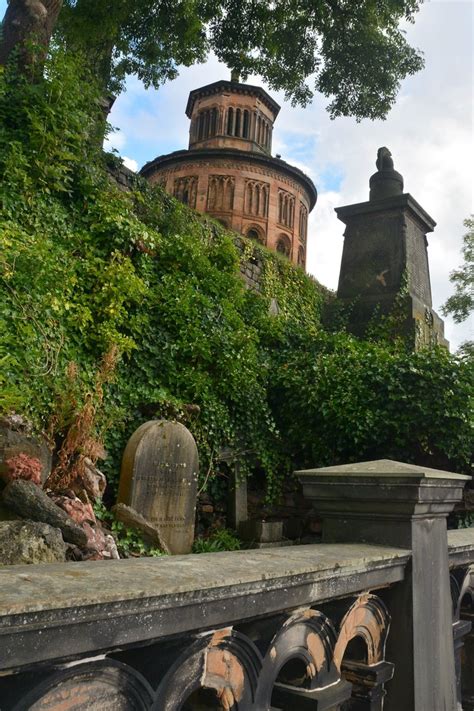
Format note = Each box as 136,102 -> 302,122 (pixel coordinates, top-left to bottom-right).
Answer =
335,192 -> 436,232
0,543 -> 410,671
140,147 -> 318,209
0,543 -> 409,617
448,528 -> 474,568
296,459 -> 471,481
186,79 -> 281,118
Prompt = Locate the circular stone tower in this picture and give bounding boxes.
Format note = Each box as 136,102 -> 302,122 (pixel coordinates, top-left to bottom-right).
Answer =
140,78 -> 317,270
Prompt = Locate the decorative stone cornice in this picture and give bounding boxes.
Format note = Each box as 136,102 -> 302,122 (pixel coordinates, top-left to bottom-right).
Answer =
186,80 -> 281,119
140,148 -> 317,210
335,193 -> 436,234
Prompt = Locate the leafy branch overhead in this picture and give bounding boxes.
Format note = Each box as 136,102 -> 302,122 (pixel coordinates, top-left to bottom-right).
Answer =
2,0 -> 424,120
442,216 -> 474,325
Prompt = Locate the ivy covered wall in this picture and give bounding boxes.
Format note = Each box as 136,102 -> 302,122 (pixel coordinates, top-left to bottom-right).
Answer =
0,52 -> 472,506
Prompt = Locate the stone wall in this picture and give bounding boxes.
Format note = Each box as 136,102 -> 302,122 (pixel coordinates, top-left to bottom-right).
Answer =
107,160 -> 315,295
143,150 -> 312,269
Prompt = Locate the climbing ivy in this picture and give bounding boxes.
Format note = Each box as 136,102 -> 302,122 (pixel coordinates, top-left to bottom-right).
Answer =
0,49 -> 471,508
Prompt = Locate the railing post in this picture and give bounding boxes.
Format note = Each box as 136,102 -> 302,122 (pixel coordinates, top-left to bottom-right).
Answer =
297,459 -> 470,711
341,660 -> 394,710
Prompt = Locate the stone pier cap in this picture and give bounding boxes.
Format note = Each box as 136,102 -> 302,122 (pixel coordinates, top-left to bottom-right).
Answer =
296,459 -> 470,531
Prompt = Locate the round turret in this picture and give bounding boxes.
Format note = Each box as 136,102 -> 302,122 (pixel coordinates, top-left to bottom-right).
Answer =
140,78 -> 317,270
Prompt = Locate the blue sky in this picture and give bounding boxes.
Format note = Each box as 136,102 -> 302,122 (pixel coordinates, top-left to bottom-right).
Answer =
1,0 -> 472,349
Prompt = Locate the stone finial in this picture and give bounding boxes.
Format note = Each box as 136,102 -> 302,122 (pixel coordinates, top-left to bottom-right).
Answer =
369,146 -> 403,200
376,146 -> 394,172
230,69 -> 240,83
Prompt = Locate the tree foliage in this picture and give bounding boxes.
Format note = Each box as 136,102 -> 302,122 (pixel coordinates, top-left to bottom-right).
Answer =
208,0 -> 425,118
269,328 -> 473,474
2,0 -> 425,120
443,216 -> 474,324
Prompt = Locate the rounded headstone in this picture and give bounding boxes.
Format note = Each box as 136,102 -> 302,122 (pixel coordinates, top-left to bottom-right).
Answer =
118,420 -> 199,554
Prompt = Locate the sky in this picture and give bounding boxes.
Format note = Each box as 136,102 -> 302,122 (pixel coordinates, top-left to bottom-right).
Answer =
1,0 -> 472,349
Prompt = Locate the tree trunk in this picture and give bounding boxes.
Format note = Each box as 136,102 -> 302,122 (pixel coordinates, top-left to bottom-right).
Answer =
0,0 -> 63,77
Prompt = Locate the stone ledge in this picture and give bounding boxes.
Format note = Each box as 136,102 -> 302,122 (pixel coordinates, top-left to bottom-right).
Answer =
0,543 -> 409,672
448,528 -> 474,568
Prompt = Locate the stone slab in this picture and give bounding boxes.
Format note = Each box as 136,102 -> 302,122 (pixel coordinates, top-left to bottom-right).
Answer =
0,544 -> 410,616
249,539 -> 294,549
297,458 -> 471,481
448,528 -> 474,567
0,544 -> 410,673
239,519 -> 283,542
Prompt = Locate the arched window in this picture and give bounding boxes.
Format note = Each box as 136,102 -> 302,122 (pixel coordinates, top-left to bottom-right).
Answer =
246,226 -> 265,244
210,108 -> 217,136
243,110 -> 249,138
227,107 -> 234,135
174,176 -> 198,209
197,113 -> 204,140
244,180 -> 270,217
203,110 -> 210,138
224,176 -> 234,210
298,246 -> 305,267
255,183 -> 260,215
299,202 -> 308,244
278,189 -> 295,227
277,234 -> 291,258
235,108 -> 241,137
207,175 -> 235,212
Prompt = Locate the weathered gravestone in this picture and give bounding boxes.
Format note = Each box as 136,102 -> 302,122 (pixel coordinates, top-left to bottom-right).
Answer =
117,420 -> 199,554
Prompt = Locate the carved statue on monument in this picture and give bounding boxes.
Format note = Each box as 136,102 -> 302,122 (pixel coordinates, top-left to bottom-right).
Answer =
376,146 -> 395,172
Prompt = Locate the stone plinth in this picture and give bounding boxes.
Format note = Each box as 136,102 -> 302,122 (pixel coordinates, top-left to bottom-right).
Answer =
335,149 -> 448,348
297,459 -> 470,711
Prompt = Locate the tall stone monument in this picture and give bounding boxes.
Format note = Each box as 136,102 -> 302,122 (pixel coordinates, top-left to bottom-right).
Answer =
118,420 -> 199,554
335,147 -> 448,348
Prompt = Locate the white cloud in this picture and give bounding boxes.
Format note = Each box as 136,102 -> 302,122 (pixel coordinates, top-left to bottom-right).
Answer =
103,128 -> 126,153
122,156 -> 138,172
108,0 -> 473,349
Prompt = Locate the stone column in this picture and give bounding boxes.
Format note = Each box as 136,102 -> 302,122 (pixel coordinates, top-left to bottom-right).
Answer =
297,459 -> 470,711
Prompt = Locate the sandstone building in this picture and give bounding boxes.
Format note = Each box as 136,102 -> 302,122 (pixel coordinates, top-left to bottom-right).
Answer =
140,78 -> 317,270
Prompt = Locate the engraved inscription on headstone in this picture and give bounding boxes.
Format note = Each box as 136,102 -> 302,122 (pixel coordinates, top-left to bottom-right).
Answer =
118,420 -> 199,554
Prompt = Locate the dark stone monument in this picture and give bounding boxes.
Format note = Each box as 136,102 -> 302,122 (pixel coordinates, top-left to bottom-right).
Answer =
335,147 -> 448,348
118,420 -> 199,554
